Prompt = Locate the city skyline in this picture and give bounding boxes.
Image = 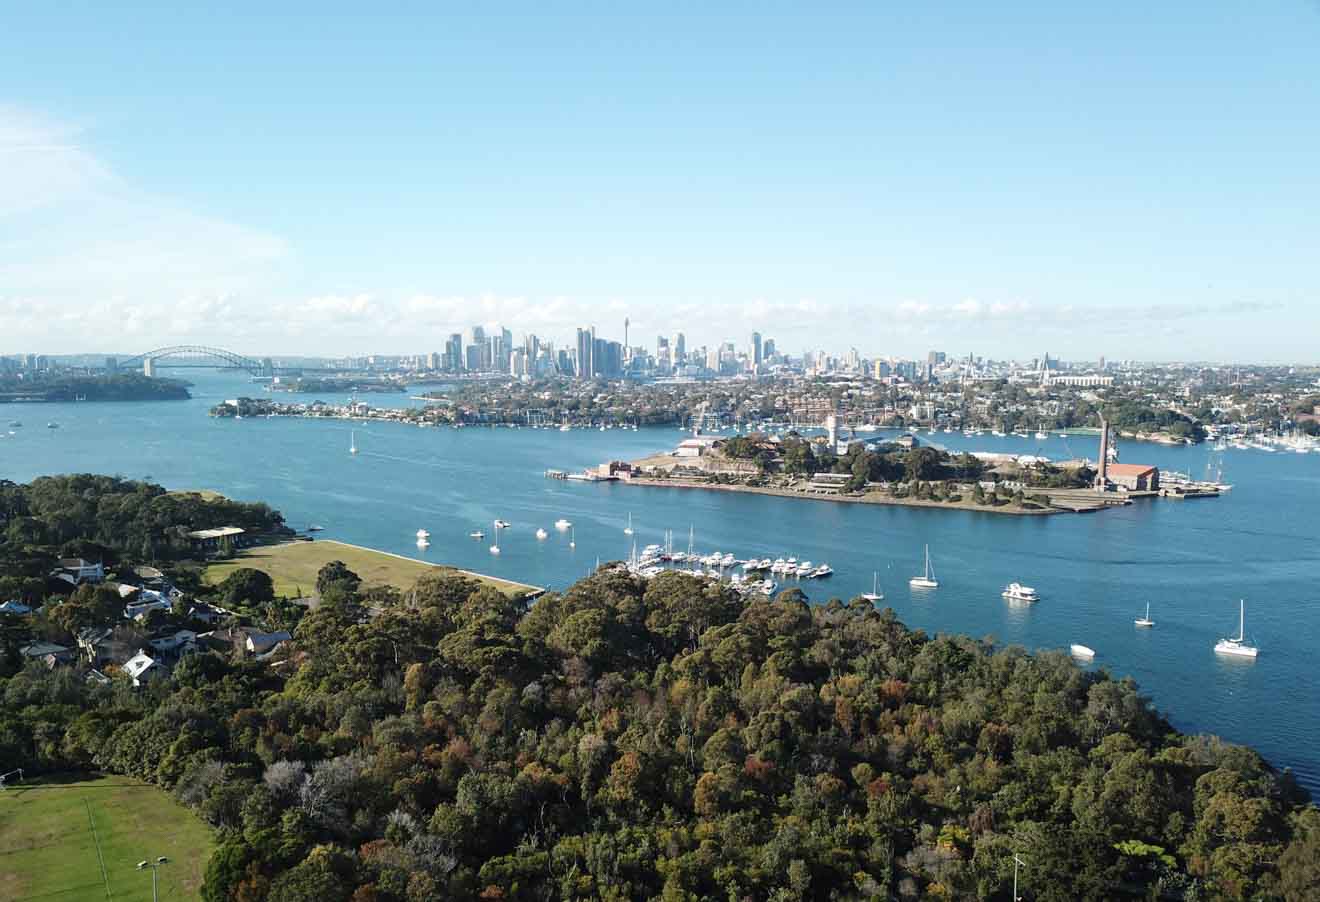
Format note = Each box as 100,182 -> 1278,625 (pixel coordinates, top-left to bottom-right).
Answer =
3,4 -> 1318,360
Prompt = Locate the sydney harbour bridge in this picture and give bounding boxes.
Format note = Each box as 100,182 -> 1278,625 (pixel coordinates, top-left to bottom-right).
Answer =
118,346 -> 289,377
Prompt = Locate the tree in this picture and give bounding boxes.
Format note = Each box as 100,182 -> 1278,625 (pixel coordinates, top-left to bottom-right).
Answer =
316,561 -> 362,597
217,568 -> 275,606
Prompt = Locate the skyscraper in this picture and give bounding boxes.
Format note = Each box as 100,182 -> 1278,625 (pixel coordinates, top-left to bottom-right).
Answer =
672,332 -> 686,366
750,332 -> 762,373
445,333 -> 464,371
575,328 -> 595,380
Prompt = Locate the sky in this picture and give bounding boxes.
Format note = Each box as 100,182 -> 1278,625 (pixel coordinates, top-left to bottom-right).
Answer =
1,2 -> 1318,362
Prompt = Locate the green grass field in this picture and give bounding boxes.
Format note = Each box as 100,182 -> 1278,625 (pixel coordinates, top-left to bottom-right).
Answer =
0,774 -> 214,901
204,539 -> 537,598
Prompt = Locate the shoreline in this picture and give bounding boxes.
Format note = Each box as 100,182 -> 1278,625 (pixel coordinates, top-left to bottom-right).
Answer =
314,539 -> 543,596
621,478 -> 1065,515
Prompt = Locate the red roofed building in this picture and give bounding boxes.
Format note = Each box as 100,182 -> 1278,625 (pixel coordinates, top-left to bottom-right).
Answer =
1105,463 -> 1160,491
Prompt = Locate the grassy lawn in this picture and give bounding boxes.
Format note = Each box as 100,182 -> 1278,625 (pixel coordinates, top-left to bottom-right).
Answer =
204,539 -> 537,598
0,773 -> 214,901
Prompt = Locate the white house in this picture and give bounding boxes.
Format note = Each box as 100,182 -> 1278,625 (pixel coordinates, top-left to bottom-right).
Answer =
148,629 -> 198,656
246,630 -> 292,656
123,651 -> 165,687
51,558 -> 105,587
125,590 -> 173,621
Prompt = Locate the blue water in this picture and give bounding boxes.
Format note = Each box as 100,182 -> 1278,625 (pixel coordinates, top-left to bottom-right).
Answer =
3,371 -> 1318,793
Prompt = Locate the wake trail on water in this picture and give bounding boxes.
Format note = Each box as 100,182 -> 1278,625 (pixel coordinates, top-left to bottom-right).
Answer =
357,451 -> 453,470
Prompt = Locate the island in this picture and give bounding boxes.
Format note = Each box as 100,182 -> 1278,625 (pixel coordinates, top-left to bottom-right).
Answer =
612,431 -> 1121,514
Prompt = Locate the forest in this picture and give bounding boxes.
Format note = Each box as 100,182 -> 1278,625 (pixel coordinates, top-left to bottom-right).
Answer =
0,476 -> 1317,900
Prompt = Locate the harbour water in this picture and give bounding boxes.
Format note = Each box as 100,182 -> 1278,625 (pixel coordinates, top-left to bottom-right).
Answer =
2,370 -> 1318,793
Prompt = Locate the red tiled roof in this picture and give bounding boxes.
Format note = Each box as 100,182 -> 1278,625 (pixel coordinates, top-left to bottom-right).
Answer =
1107,463 -> 1157,476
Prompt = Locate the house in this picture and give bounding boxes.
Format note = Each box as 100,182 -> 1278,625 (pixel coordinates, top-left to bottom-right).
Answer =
0,600 -> 32,616
50,558 -> 104,587
148,629 -> 197,657
84,669 -> 111,686
19,641 -> 74,665
245,630 -> 292,656
124,590 -> 173,621
187,602 -> 234,625
122,651 -> 166,687
76,627 -> 132,667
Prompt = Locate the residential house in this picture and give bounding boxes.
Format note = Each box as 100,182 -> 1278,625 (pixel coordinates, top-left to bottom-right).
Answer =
122,651 -> 166,687
75,627 -> 135,667
148,629 -> 198,658
50,558 -> 105,587
246,630 -> 292,656
19,641 -> 74,666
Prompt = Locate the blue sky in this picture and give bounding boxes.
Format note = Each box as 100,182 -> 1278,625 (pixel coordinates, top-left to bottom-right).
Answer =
2,2 -> 1317,360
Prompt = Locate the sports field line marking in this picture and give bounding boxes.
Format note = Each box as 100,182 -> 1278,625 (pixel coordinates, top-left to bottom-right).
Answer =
84,798 -> 112,901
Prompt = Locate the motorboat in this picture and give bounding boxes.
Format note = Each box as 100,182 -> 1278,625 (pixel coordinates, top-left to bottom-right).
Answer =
416,529 -> 431,540
494,519 -> 511,529
535,528 -> 548,540
812,564 -> 833,578
469,530 -> 485,539
1214,600 -> 1258,658
1001,582 -> 1039,602
1070,644 -> 1096,660
909,545 -> 938,588
1135,603 -> 1154,628
555,519 -> 572,530
308,524 -> 325,532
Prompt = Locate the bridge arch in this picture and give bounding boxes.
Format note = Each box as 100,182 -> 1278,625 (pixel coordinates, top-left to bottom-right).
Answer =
120,346 -> 270,376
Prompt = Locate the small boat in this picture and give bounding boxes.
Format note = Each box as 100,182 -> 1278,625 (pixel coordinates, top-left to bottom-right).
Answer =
624,513 -> 634,536
1070,644 -> 1096,660
1135,603 -> 1154,628
46,422 -> 59,429
812,564 -> 832,578
554,518 -> 572,530
469,530 -> 485,539
308,524 -> 325,532
8,421 -> 20,428
416,529 -> 430,540
1214,600 -> 1258,658
909,545 -> 938,589
1002,582 -> 1039,602
494,519 -> 511,529
559,424 -> 572,432
861,571 -> 884,602
535,528 -> 548,540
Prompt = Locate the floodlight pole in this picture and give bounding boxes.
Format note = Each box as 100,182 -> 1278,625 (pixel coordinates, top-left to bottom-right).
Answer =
1012,854 -> 1026,901
137,856 -> 169,902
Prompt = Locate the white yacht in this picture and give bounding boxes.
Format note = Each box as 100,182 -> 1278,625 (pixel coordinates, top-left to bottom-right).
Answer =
554,518 -> 572,530
1135,603 -> 1155,628
909,545 -> 938,588
416,529 -> 431,540
1001,582 -> 1039,602
494,519 -> 511,529
1214,600 -> 1258,658
812,564 -> 832,578
535,528 -> 548,540
1070,644 -> 1096,660
469,530 -> 484,539
861,571 -> 884,602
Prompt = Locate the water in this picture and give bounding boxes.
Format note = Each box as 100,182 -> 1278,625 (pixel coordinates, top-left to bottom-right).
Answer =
3,371 -> 1318,793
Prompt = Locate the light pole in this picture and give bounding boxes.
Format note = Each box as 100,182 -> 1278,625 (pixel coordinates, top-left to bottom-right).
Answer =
1012,854 -> 1026,901
137,856 -> 168,902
